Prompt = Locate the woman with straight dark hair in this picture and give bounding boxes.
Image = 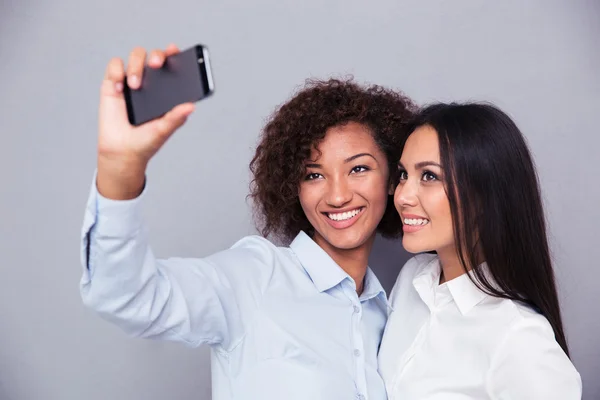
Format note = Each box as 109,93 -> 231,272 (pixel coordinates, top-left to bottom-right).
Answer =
378,102 -> 582,399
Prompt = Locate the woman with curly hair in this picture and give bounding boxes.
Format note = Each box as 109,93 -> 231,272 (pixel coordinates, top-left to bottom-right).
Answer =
79,44 -> 416,399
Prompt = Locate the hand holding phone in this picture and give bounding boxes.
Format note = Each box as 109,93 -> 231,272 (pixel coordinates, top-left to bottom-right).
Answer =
95,43 -> 212,201
124,44 -> 214,126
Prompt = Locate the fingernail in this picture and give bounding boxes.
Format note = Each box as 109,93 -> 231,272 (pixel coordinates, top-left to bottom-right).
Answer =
151,55 -> 161,64
129,75 -> 138,87
115,82 -> 123,92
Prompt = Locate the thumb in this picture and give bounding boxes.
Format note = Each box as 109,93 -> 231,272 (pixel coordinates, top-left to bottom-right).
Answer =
140,102 -> 196,140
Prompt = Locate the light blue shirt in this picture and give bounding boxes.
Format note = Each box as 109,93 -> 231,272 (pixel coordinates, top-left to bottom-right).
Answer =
79,175 -> 390,400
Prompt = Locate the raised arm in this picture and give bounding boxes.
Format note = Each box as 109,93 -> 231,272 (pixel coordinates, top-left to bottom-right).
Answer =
79,45 -> 273,351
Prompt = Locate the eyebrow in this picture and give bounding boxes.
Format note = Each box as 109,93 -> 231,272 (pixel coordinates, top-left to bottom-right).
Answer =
305,153 -> 377,169
398,161 -> 442,169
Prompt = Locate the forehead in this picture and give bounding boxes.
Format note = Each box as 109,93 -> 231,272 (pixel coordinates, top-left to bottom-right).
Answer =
401,125 -> 440,164
309,122 -> 380,160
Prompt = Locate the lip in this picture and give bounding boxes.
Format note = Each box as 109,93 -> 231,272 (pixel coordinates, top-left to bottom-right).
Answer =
401,213 -> 430,234
321,207 -> 365,230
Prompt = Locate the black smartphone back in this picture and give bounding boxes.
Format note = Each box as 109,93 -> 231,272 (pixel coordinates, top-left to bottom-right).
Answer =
123,44 -> 214,126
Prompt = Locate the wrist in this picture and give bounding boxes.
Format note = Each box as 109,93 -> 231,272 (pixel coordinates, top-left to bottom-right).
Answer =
96,155 -> 147,200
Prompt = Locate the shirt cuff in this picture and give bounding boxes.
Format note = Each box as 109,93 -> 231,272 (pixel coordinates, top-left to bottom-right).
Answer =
85,169 -> 148,238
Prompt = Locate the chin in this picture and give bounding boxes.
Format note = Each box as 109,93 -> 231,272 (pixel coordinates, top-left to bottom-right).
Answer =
328,237 -> 367,251
402,237 -> 435,254
323,230 -> 373,251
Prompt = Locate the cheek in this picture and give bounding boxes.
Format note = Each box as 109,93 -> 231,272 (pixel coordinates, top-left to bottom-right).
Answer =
298,185 -> 315,212
360,177 -> 390,208
421,188 -> 453,239
425,190 -> 451,218
298,183 -> 326,217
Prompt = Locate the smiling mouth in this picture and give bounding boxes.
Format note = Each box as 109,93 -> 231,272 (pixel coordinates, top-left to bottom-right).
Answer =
325,207 -> 364,221
403,218 -> 430,226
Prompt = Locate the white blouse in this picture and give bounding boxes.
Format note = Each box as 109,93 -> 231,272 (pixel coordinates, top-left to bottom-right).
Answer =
378,253 -> 582,399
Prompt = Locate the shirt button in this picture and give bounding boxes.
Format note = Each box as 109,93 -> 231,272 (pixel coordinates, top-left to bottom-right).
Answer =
354,349 -> 361,357
353,305 -> 360,313
357,394 -> 366,400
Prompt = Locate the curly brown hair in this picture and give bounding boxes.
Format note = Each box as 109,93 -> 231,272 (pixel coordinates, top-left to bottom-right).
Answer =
248,77 -> 417,244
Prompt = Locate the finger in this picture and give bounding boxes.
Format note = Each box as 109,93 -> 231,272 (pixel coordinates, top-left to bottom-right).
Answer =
154,103 -> 195,138
101,57 -> 125,96
148,49 -> 167,68
149,44 -> 180,68
126,47 -> 147,90
165,43 -> 180,57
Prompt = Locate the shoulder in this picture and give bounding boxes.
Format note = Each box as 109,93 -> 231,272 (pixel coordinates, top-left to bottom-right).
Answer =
490,298 -> 560,341
485,300 -> 582,398
388,253 -> 437,302
200,235 -> 293,283
487,298 -> 568,361
229,234 -> 285,259
209,235 -> 286,262
394,253 -> 437,286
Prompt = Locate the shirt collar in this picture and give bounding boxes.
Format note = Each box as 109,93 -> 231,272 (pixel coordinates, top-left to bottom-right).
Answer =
446,267 -> 489,315
289,231 -> 387,304
412,255 -> 490,315
289,231 -> 350,293
411,255 -> 441,310
361,267 -> 387,303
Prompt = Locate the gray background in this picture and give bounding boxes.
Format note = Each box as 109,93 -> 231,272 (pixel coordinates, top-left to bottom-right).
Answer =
1,0 -> 598,399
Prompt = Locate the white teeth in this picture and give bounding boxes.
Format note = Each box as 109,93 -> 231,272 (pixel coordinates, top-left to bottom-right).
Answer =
328,208 -> 362,221
403,218 -> 429,226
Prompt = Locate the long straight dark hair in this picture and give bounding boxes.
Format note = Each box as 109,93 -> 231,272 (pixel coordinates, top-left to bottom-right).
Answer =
406,102 -> 570,357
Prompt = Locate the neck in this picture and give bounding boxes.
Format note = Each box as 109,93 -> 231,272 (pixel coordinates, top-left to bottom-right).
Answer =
437,246 -> 468,285
437,244 -> 484,284
314,234 -> 376,295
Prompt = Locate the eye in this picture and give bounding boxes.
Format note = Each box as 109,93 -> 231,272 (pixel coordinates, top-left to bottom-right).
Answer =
397,169 -> 408,182
351,165 -> 370,174
304,172 -> 323,181
422,170 -> 438,182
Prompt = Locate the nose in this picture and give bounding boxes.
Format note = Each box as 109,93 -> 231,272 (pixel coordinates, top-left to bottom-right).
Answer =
325,177 -> 353,207
395,179 -> 418,209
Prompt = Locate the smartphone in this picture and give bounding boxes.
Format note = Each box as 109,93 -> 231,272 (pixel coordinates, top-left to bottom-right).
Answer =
123,44 -> 215,126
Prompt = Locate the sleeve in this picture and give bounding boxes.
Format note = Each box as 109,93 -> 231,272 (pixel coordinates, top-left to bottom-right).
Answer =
485,315 -> 582,400
79,172 -> 276,351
